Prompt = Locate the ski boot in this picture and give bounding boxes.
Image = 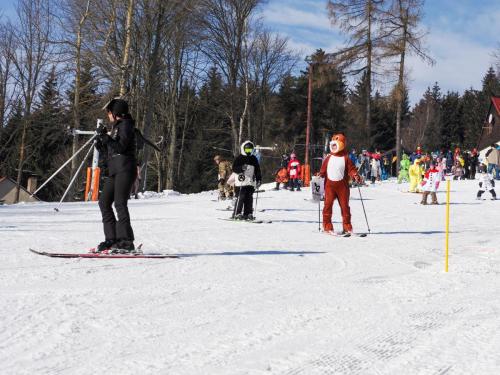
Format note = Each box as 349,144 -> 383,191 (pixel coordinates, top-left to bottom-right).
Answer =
232,213 -> 245,220
92,239 -> 116,254
245,214 -> 255,221
110,240 -> 139,254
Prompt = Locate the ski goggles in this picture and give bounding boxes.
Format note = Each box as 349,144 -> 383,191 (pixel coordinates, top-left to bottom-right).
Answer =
244,147 -> 254,154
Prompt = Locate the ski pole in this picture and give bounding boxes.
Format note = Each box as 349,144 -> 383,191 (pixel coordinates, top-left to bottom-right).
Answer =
54,140 -> 95,212
318,194 -> 321,232
254,185 -> 260,220
357,185 -> 371,233
232,186 -> 242,219
31,133 -> 97,197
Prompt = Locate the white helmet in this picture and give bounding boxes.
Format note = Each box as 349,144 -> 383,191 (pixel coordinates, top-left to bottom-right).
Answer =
240,140 -> 255,156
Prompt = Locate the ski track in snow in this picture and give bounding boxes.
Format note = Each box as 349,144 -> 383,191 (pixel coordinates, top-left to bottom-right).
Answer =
1,179 -> 499,374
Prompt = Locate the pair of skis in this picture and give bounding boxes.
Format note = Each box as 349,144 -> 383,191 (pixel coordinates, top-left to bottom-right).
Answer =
218,218 -> 272,224
321,231 -> 368,238
29,248 -> 179,259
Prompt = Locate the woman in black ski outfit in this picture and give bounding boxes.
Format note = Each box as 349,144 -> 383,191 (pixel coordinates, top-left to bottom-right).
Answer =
95,99 -> 137,252
232,140 -> 262,220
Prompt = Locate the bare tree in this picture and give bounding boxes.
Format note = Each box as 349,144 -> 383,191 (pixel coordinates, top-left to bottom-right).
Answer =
249,30 -> 298,142
0,21 -> 17,132
119,0 -> 134,96
327,0 -> 386,145
200,0 -> 261,155
8,0 -> 53,202
381,0 -> 433,170
55,0 -> 93,199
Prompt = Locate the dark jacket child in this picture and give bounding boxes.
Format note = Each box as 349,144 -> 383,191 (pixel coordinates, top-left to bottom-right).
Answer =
232,140 -> 262,220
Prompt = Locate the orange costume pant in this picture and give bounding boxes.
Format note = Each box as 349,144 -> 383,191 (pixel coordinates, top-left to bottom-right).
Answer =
323,179 -> 352,232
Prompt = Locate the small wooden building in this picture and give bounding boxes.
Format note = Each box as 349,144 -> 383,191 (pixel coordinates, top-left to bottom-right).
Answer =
478,96 -> 500,151
0,176 -> 40,204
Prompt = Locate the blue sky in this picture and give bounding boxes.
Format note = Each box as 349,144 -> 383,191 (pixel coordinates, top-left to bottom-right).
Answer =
1,0 -> 499,105
261,0 -> 500,104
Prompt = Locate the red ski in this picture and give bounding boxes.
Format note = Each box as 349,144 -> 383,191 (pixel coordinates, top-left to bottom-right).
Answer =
29,248 -> 179,259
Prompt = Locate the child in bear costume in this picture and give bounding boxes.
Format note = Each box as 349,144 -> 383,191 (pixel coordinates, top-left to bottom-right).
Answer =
319,134 -> 363,234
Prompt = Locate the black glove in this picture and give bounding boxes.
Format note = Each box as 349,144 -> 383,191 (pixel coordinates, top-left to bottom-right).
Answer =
256,180 -> 262,188
99,133 -> 111,145
492,180 -> 495,187
96,124 -> 107,136
218,178 -> 225,184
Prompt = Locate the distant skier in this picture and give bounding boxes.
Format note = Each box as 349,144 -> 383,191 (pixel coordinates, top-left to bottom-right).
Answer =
470,148 -> 479,180
476,167 -> 496,200
451,160 -> 464,180
95,98 -> 137,253
214,155 -> 234,200
232,140 -> 262,220
370,155 -> 381,184
287,153 -> 301,191
274,154 -> 289,190
420,162 -> 440,205
397,153 -> 410,183
408,159 -> 423,193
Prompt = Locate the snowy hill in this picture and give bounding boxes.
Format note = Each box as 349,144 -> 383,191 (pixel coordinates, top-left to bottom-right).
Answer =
1,179 -> 499,374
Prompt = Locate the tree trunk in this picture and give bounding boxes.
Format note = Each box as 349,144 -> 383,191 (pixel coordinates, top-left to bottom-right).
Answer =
119,0 -> 134,96
15,119 -> 28,203
69,0 -> 91,201
365,0 -> 373,146
140,3 -> 164,191
395,10 -> 408,174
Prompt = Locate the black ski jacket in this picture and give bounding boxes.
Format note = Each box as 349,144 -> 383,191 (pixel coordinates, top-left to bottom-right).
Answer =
232,154 -> 262,183
97,116 -> 137,176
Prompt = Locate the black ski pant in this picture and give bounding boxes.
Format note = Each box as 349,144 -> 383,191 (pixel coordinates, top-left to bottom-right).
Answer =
99,170 -> 136,242
477,189 -> 496,199
235,186 -> 255,216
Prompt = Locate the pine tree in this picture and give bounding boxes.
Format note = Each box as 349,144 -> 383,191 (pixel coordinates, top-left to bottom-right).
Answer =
423,82 -> 442,150
347,72 -> 371,149
461,88 -> 482,149
67,58 -> 100,131
29,66 -> 70,200
440,91 -> 463,150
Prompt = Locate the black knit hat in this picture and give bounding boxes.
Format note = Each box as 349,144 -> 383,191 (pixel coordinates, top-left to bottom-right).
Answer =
104,98 -> 129,117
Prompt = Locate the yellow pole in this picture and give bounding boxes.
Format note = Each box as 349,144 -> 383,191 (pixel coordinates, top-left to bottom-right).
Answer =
445,180 -> 450,272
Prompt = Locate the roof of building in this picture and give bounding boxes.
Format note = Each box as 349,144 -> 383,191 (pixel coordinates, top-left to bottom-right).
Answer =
492,96 -> 500,116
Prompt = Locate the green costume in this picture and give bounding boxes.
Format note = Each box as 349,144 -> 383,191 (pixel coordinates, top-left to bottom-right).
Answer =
398,154 -> 410,183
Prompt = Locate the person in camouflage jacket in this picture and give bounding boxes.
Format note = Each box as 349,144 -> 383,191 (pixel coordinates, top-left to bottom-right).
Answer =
214,155 -> 234,200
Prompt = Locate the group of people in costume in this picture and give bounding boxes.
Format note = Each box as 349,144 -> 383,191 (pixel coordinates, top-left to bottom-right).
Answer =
90,97 -> 497,252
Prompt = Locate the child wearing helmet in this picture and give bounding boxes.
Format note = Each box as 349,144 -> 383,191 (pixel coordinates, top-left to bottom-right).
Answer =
231,141 -> 262,220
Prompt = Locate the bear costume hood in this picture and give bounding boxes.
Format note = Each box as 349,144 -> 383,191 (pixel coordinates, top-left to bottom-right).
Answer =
329,134 -> 347,156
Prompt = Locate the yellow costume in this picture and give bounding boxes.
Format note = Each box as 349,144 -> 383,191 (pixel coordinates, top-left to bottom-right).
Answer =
408,159 -> 424,193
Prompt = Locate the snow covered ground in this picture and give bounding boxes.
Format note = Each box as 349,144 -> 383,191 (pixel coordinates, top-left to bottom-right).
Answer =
1,179 -> 499,375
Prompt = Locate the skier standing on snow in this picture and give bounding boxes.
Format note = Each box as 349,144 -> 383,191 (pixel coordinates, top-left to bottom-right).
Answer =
476,166 -> 496,200
287,153 -> 302,191
420,162 -> 440,205
408,159 -> 423,193
232,140 -> 262,220
214,155 -> 234,200
370,155 -> 381,184
398,153 -> 410,183
274,154 -> 289,190
95,98 -> 137,253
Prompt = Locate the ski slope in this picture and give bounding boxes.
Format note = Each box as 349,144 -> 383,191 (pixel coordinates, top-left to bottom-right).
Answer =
1,179 -> 499,375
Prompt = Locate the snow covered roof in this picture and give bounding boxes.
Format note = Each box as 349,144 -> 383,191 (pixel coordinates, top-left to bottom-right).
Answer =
0,176 -> 40,204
